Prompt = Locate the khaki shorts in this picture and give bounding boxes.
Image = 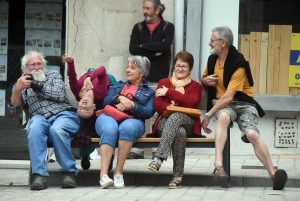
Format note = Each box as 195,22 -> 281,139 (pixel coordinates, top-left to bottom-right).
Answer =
212,99 -> 260,143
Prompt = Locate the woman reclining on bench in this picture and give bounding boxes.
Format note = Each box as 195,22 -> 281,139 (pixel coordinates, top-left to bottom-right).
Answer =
146,51 -> 203,188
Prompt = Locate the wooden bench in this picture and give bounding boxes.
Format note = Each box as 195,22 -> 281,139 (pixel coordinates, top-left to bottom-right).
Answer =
89,133 -> 231,188
30,88 -> 231,188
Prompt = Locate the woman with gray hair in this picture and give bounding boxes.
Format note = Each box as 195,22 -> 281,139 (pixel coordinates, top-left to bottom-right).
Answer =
95,55 -> 155,189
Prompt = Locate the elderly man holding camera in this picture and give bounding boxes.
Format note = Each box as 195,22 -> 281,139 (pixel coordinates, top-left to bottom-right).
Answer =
8,51 -> 80,190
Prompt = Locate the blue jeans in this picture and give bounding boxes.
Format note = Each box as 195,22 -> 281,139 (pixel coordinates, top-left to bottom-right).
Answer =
95,114 -> 145,147
27,111 -> 80,176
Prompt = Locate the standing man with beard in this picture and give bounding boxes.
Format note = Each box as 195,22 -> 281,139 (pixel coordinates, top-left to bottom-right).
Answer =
128,0 -> 175,159
8,51 -> 80,190
201,26 -> 287,190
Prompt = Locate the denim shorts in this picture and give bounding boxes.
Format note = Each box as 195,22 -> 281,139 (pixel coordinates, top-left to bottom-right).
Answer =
212,99 -> 260,143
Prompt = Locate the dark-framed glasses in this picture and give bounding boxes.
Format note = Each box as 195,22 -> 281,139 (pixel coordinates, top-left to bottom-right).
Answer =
209,38 -> 223,43
174,64 -> 189,70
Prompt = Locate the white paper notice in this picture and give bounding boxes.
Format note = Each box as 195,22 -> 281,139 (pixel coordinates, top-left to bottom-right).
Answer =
0,28 -> 8,54
0,54 -> 7,81
25,28 -> 43,53
44,3 -> 62,30
0,89 -> 5,116
25,2 -> 44,29
0,2 -> 9,28
43,29 -> 61,56
46,65 -> 60,72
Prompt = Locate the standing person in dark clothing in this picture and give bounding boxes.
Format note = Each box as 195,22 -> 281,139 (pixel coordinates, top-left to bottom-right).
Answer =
201,26 -> 287,190
129,0 -> 175,82
128,0 -> 175,159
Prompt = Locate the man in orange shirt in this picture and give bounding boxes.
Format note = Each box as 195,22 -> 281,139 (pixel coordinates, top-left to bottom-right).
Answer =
201,26 -> 287,190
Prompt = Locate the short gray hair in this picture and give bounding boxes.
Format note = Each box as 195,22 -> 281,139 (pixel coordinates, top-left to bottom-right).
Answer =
128,55 -> 151,81
144,0 -> 166,16
212,26 -> 234,47
21,51 -> 47,73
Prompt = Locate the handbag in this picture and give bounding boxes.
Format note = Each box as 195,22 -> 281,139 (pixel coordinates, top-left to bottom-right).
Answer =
163,105 -> 202,118
99,105 -> 134,122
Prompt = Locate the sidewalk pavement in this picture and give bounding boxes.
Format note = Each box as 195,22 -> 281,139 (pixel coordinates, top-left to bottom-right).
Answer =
0,186 -> 299,201
0,154 -> 300,200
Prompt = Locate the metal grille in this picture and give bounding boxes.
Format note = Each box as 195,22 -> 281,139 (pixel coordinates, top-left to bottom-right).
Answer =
275,119 -> 298,148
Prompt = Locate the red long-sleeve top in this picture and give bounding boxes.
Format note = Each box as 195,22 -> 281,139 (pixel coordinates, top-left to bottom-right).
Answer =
67,62 -> 109,103
147,78 -> 204,137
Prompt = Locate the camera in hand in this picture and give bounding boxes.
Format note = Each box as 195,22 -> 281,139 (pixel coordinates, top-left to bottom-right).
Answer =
24,74 -> 33,80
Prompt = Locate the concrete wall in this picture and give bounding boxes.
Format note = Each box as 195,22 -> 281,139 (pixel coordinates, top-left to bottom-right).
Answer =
65,0 -> 174,81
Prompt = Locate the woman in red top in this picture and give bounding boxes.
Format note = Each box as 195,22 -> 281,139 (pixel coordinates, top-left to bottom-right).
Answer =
147,51 -> 203,188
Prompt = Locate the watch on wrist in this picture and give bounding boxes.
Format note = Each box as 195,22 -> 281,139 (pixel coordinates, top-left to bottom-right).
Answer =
205,112 -> 211,119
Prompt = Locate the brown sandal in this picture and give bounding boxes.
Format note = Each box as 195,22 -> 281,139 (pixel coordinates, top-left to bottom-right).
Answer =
169,176 -> 182,189
148,158 -> 161,173
212,166 -> 228,179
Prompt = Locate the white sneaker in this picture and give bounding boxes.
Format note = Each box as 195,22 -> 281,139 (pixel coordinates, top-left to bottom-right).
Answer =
99,174 -> 114,189
114,174 -> 125,189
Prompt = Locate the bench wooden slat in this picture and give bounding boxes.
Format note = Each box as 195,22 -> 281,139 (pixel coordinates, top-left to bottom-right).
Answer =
90,137 -> 215,143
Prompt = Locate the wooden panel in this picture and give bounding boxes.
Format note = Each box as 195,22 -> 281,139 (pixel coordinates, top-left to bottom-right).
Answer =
289,87 -> 300,95
259,32 -> 268,94
267,25 -> 276,94
273,25 -> 281,94
278,25 -> 292,94
240,34 -> 250,61
249,32 -> 262,94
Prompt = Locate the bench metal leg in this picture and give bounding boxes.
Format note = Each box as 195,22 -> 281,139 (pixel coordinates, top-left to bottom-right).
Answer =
221,128 -> 230,188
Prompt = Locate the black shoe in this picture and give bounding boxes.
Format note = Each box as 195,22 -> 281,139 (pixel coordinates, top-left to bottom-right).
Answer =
81,156 -> 90,170
127,152 -> 144,159
62,172 -> 76,188
108,154 -> 114,171
30,174 -> 48,190
273,169 -> 288,190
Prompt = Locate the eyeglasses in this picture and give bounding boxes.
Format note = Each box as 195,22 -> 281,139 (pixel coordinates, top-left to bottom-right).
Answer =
209,38 -> 223,43
174,64 -> 189,70
78,106 -> 93,113
27,62 -> 43,68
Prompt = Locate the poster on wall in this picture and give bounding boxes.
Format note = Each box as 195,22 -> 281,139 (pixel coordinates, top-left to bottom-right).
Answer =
0,28 -> 8,54
0,54 -> 7,81
0,90 -> 5,116
25,29 -> 43,53
46,65 -> 60,72
44,3 -> 62,30
0,2 -> 8,28
289,33 -> 300,87
25,2 -> 44,29
43,29 -> 61,56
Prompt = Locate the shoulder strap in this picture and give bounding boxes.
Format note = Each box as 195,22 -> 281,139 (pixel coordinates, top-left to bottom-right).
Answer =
163,21 -> 169,32
138,22 -> 143,31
